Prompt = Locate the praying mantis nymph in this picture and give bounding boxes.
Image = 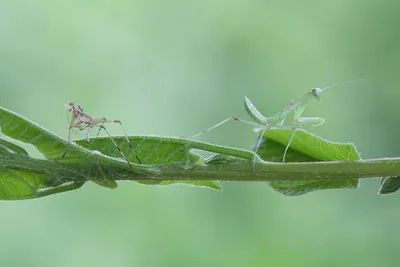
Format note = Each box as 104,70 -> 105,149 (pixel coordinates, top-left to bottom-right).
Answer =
192,79 -> 369,165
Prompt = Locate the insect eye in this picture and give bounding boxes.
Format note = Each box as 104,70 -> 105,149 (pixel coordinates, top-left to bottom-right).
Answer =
311,88 -> 322,100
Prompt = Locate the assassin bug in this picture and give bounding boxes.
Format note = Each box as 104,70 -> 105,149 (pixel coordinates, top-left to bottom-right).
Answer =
61,103 -> 140,167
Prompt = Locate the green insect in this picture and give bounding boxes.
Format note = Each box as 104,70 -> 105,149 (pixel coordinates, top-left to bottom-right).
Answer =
192,79 -> 368,165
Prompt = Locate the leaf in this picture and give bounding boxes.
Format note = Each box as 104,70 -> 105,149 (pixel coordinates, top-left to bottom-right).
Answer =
378,176 -> 400,195
0,106 -> 221,198
74,136 -> 201,165
256,129 -> 360,196
158,180 -> 222,190
0,106 -> 82,161
0,151 -> 87,200
75,136 -> 221,190
0,137 -> 84,199
0,106 -> 140,171
0,138 -> 28,156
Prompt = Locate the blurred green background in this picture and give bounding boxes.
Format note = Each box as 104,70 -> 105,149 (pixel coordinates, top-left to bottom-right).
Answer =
1,1 -> 399,266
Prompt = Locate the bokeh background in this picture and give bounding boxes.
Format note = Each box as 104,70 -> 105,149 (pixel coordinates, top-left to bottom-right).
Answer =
0,1 -> 399,266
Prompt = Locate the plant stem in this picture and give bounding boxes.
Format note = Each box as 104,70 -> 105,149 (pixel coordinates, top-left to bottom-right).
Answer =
121,157 -> 400,182
6,149 -> 400,182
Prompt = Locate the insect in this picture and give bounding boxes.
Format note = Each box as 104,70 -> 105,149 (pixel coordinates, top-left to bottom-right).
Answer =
61,103 -> 141,167
192,79 -> 369,165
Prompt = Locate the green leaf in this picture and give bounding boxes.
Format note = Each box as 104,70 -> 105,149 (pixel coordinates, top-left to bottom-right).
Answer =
0,107 -> 165,181
0,138 -> 29,156
0,137 -> 85,199
0,106 -> 82,161
378,176 -> 400,195
75,136 -> 221,190
256,129 -> 360,196
0,106 -> 221,199
0,151 -> 87,200
158,180 -> 222,190
74,136 -> 202,165
0,106 -> 145,171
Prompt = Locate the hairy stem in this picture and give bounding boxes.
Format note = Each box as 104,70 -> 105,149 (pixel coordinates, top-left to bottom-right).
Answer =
122,157 -> 400,181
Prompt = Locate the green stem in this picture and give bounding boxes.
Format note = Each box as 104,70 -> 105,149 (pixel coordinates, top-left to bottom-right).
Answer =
122,157 -> 400,182
4,136 -> 400,182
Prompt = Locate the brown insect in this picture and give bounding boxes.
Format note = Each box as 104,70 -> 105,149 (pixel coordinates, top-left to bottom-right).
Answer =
62,103 -> 140,167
